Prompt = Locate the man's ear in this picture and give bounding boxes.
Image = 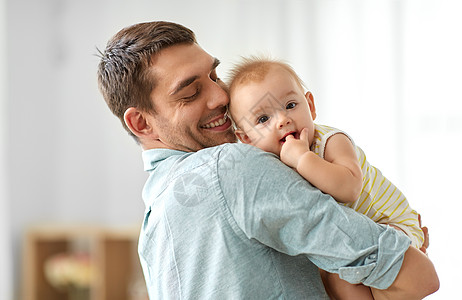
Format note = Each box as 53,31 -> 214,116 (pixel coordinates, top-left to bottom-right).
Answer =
124,107 -> 157,139
305,91 -> 317,120
234,129 -> 252,144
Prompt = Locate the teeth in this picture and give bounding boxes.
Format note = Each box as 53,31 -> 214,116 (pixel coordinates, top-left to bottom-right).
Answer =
202,115 -> 227,129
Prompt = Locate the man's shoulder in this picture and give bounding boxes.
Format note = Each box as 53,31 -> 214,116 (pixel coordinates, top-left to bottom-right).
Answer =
212,143 -> 278,162
150,143 -> 279,175
208,143 -> 288,179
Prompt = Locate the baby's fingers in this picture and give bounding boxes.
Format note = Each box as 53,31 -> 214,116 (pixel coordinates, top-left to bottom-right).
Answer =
300,128 -> 309,143
285,134 -> 295,141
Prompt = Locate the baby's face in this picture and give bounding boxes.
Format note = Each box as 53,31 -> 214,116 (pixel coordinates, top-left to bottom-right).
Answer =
229,66 -> 316,156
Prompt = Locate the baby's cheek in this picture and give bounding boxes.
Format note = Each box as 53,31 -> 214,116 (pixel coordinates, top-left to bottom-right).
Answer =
254,139 -> 275,155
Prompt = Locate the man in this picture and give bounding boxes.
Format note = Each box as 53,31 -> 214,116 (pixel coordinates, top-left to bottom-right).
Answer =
97,21 -> 438,299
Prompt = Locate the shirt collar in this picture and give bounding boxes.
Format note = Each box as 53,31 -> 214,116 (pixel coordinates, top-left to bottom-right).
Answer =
142,148 -> 187,171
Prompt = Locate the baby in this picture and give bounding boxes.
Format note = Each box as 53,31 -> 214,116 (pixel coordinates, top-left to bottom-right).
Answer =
227,56 -> 426,299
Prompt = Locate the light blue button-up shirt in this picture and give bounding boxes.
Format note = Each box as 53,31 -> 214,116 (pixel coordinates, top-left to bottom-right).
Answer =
138,143 -> 410,299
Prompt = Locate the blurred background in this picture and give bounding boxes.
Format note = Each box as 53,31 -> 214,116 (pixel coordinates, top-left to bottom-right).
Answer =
1,0 -> 461,299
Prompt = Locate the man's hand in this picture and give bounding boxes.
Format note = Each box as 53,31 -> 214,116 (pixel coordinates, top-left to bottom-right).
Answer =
419,214 -> 429,254
280,128 -> 310,169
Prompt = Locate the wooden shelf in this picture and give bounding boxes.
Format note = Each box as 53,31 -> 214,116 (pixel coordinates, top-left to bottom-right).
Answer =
22,224 -> 147,300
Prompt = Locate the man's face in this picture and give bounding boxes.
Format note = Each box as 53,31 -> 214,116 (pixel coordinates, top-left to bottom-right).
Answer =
146,43 -> 236,152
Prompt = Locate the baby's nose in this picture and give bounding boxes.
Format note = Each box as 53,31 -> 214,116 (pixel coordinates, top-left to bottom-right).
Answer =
278,115 -> 291,128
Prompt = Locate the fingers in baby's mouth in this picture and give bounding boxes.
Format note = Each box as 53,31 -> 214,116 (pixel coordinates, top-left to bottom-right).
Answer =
280,132 -> 297,143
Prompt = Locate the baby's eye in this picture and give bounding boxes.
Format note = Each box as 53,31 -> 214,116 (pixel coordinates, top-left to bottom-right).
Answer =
286,102 -> 296,109
257,115 -> 269,124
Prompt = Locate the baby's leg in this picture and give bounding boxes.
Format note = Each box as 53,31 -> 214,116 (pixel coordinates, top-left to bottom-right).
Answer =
320,270 -> 374,300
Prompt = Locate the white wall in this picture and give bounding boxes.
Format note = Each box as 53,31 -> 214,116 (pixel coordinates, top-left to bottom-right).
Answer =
401,1 -> 462,297
6,0 -> 148,297
4,0 -> 461,298
0,0 -> 12,298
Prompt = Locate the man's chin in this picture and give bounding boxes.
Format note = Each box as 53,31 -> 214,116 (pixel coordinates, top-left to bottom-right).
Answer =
205,129 -> 237,147
214,129 -> 237,145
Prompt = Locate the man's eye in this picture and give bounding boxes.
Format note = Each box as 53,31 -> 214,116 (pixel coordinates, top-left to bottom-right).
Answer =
183,89 -> 199,101
210,70 -> 219,82
257,115 -> 269,124
286,102 -> 296,109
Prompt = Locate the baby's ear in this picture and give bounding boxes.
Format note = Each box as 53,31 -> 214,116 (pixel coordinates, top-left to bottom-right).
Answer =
235,129 -> 252,144
305,91 -> 317,120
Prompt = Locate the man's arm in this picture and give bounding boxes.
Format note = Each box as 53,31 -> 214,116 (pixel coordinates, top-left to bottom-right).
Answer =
372,246 -> 439,300
218,144 -> 438,297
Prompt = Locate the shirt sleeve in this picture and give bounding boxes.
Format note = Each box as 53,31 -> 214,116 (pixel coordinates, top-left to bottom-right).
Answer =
217,144 -> 411,290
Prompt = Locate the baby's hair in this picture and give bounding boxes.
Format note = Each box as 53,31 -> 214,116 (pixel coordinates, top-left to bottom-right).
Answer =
227,55 -> 306,94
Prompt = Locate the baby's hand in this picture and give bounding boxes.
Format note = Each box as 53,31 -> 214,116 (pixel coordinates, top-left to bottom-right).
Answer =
280,128 -> 311,169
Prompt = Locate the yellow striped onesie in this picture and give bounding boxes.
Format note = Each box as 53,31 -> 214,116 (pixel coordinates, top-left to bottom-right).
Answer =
310,124 -> 424,248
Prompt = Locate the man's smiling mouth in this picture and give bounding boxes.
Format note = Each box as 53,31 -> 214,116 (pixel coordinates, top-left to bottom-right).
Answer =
201,114 -> 229,129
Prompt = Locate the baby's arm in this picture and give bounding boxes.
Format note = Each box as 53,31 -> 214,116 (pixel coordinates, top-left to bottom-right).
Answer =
280,129 -> 362,203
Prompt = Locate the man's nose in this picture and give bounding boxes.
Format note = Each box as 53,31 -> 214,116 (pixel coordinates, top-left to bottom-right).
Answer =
207,80 -> 229,109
